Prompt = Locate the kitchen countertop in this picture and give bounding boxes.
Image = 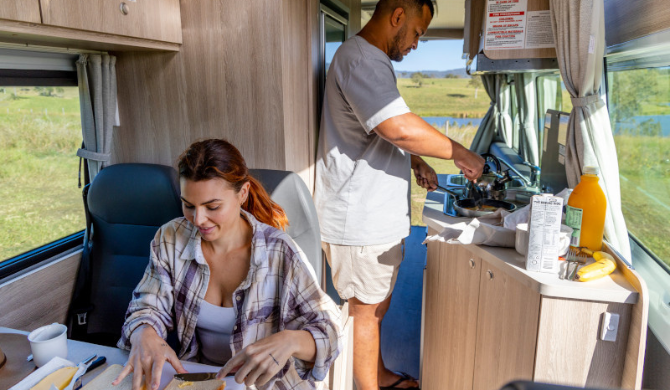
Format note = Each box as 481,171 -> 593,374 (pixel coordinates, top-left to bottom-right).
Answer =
422,187 -> 639,304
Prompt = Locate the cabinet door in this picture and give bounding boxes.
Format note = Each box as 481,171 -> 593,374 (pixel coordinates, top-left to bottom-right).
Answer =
40,0 -> 182,43
422,240 -> 481,390
473,261 -> 541,390
0,0 -> 41,23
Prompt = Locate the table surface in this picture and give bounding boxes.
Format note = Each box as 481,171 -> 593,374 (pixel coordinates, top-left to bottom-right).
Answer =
0,327 -> 245,390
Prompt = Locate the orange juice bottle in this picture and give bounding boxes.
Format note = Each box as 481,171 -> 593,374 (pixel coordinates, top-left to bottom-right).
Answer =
565,166 -> 607,251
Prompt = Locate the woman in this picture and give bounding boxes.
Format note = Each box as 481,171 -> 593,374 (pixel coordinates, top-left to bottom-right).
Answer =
113,139 -> 341,390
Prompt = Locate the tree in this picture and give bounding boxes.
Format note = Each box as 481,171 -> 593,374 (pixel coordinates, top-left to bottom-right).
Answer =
444,73 -> 460,79
411,72 -> 424,88
609,69 -> 660,129
468,75 -> 483,99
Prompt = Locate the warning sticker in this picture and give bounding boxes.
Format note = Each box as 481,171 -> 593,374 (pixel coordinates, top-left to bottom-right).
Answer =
484,0 -> 528,50
525,10 -> 555,49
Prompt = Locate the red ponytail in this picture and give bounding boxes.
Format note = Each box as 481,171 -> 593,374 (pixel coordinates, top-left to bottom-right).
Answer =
177,139 -> 289,231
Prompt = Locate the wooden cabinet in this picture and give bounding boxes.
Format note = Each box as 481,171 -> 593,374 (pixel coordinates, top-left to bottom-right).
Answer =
0,0 -> 41,23
422,232 -> 636,390
40,0 -> 182,44
473,260 -> 540,390
423,244 -> 481,390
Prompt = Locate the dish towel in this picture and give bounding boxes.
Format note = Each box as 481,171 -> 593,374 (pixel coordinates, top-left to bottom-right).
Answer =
423,209 -> 516,247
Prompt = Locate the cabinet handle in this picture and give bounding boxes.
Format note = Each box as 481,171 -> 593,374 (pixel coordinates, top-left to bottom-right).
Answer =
469,258 -> 476,269
487,270 -> 494,280
120,2 -> 129,15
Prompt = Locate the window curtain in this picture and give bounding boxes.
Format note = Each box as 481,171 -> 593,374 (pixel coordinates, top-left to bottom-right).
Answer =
76,54 -> 118,181
550,0 -> 631,260
515,73 -> 539,166
470,74 -> 513,154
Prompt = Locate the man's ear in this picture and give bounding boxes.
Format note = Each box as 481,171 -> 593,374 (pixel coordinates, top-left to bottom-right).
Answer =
390,7 -> 406,28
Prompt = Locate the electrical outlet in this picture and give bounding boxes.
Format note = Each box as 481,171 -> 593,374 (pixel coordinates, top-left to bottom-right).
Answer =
600,312 -> 620,342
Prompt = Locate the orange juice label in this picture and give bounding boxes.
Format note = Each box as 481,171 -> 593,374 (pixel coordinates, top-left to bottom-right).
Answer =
566,205 -> 583,246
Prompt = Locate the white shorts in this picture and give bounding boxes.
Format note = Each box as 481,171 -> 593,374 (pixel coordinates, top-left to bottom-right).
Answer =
322,240 -> 404,304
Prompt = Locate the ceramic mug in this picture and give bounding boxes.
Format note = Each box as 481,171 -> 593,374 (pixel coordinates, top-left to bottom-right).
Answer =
27,323 -> 68,367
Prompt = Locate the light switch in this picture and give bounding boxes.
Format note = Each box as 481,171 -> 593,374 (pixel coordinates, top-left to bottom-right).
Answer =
600,312 -> 620,342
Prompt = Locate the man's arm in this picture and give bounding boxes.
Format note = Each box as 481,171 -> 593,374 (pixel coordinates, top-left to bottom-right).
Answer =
374,112 -> 485,180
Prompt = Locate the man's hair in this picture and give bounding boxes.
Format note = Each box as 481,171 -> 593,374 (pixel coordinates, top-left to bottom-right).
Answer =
374,0 -> 435,18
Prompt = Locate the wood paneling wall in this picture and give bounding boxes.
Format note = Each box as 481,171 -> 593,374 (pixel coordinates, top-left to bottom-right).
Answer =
605,0 -> 670,47
112,0 -> 320,188
0,251 -> 81,331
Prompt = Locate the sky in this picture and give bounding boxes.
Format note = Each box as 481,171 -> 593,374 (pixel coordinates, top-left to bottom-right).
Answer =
393,39 -> 466,72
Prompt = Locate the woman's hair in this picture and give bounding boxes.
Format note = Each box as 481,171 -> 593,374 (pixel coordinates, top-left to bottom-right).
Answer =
177,139 -> 289,231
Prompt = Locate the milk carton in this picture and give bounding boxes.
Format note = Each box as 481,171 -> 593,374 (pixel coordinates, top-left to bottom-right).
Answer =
525,194 -> 564,273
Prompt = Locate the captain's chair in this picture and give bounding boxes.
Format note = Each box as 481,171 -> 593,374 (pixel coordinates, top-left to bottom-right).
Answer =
249,169 -> 323,282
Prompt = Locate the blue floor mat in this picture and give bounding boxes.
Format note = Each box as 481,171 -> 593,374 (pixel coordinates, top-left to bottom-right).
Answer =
380,225 -> 427,379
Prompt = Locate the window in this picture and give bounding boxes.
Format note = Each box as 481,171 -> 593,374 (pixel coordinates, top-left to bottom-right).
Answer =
0,85 -> 84,263
0,49 -> 84,272
606,66 -> 670,269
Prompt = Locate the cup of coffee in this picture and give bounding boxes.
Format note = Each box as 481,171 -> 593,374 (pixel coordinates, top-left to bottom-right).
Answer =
27,323 -> 68,367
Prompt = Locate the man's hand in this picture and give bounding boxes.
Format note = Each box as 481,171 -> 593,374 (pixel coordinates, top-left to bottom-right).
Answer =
411,155 -> 438,191
452,145 -> 485,181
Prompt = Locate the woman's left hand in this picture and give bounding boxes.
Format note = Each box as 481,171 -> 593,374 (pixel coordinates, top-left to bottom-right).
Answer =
216,330 -> 300,386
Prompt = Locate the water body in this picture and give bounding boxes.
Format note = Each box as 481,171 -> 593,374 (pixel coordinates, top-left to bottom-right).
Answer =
422,116 -> 484,128
612,115 -> 670,137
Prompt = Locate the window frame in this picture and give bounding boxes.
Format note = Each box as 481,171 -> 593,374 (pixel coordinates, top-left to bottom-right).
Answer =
604,28 -> 670,353
0,48 -> 85,278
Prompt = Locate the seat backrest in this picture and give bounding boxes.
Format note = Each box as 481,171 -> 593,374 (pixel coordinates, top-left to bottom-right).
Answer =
83,163 -> 183,345
249,169 -> 322,283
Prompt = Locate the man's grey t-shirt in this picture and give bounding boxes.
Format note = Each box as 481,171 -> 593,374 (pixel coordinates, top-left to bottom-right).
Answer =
314,35 -> 411,246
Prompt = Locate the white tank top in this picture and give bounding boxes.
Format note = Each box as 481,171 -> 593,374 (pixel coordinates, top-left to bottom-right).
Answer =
196,300 -> 236,365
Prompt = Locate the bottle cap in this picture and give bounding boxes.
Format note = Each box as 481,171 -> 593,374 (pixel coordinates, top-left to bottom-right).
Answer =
583,166 -> 599,175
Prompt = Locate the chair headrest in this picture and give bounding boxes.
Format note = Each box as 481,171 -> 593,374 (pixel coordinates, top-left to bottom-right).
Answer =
87,163 -> 183,226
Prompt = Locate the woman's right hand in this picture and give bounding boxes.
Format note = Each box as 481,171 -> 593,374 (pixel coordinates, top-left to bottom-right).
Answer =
113,325 -> 187,390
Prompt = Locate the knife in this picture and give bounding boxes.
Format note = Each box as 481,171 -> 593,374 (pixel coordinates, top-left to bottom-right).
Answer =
174,372 -> 220,382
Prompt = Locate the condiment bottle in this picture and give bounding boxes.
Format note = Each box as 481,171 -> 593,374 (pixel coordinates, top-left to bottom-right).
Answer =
565,166 -> 607,251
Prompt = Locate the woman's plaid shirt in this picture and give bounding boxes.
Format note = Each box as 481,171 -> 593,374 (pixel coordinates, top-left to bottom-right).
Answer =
117,210 -> 341,389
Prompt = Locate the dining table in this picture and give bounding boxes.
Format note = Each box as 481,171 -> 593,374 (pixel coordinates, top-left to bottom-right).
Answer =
0,327 -> 245,390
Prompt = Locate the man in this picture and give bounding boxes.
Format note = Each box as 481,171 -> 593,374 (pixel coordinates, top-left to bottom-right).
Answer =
314,1 -> 485,389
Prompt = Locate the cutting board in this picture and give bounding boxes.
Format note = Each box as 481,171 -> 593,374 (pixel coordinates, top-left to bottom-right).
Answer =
163,377 -> 227,390
81,364 -> 145,390
0,333 -> 37,389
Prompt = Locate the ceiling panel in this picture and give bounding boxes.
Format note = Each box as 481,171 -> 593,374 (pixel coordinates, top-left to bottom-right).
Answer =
361,0 -> 466,38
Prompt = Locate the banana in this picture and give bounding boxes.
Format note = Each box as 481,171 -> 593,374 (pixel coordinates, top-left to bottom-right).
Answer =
576,251 -> 617,282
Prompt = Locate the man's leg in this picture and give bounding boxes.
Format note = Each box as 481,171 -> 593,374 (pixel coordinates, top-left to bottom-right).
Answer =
348,295 -> 391,390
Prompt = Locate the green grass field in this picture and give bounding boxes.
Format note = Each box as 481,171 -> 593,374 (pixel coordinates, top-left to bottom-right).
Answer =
0,87 -> 85,260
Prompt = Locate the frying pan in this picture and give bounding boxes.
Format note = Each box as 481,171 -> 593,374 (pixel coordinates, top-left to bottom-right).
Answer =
437,185 -> 516,218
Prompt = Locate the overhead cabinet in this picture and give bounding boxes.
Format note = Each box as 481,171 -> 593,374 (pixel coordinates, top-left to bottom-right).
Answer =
40,0 -> 182,44
0,0 -> 41,23
0,0 -> 181,52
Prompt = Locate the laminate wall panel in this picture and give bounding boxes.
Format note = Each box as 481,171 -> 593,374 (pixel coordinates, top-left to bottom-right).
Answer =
0,251 -> 81,331
113,0 -> 288,173
281,0 -> 313,187
0,0 -> 41,23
